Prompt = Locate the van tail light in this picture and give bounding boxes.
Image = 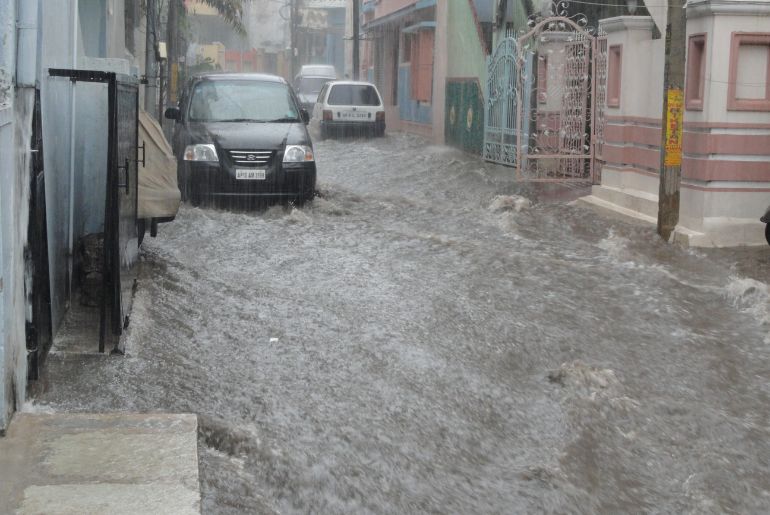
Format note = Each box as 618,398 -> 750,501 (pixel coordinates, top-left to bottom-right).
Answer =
323,110 -> 333,121
376,111 -> 385,122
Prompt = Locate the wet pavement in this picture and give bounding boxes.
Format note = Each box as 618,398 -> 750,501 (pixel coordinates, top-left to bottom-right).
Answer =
30,134 -> 770,514
0,413 -> 200,514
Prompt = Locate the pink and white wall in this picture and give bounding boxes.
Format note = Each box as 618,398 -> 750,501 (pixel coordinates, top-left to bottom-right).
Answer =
583,0 -> 770,247
583,16 -> 665,225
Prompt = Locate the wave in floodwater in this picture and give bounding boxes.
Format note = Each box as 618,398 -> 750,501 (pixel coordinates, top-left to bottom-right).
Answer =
725,276 -> 770,343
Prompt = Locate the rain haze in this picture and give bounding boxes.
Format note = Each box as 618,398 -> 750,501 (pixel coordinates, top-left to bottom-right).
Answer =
1,1 -> 769,514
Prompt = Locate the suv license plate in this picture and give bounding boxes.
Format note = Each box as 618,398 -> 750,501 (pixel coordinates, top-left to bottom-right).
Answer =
236,169 -> 266,180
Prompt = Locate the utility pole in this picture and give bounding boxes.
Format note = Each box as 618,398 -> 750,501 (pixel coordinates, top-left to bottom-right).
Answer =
656,0 -> 687,241
352,0 -> 359,80
290,0 -> 298,81
167,0 -> 179,105
144,0 -> 157,115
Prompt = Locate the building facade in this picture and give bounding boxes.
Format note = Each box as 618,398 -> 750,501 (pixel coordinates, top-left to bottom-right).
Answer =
1,0 -> 145,431
583,0 -> 770,246
360,0 -> 445,140
358,0 -> 520,147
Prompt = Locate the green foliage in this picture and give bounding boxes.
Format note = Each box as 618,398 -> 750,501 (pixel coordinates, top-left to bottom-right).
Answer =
194,0 -> 250,35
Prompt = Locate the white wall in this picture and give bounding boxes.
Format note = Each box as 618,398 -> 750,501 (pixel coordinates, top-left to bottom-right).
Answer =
602,17 -> 665,120
0,0 -> 34,432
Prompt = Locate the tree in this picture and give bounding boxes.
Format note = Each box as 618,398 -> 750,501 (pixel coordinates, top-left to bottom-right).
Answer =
190,0 -> 250,35
166,0 -> 250,103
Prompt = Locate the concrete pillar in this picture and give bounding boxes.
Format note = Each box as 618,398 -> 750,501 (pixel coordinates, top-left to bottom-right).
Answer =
672,0 -> 770,246
432,0 -> 448,145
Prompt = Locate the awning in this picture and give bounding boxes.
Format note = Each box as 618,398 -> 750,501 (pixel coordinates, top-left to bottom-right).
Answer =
362,0 -> 436,30
401,21 -> 436,33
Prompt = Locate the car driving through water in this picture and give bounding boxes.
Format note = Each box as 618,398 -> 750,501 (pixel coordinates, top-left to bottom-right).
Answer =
294,64 -> 336,112
311,80 -> 386,139
166,73 -> 316,207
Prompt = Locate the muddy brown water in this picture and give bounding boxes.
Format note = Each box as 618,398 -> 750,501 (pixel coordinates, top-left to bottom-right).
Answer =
31,134 -> 770,514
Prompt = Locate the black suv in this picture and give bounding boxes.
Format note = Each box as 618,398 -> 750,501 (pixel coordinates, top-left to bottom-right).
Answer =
165,73 -> 316,207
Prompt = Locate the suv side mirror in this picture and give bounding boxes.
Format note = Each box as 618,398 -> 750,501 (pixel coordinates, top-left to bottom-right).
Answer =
164,107 -> 181,121
300,108 -> 310,125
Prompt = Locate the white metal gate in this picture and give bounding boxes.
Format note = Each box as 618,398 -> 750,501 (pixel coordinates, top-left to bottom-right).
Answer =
484,2 -> 607,183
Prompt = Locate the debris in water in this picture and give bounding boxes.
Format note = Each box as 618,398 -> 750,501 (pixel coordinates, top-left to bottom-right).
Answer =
548,360 -> 620,394
78,233 -> 104,307
488,195 -> 532,213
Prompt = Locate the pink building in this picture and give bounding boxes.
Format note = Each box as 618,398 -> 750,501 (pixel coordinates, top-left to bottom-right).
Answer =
582,0 -> 770,246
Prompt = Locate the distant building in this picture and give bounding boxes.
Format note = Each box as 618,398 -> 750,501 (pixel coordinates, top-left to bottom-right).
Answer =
296,1 -> 347,78
357,0 -> 503,146
186,0 -> 291,77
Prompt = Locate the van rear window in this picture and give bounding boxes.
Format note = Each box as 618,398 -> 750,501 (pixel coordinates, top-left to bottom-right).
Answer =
327,85 -> 381,106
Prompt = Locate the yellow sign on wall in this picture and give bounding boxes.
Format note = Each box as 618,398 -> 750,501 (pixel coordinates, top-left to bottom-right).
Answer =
664,89 -> 684,166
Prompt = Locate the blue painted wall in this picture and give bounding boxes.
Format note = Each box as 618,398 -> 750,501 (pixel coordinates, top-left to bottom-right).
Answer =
397,64 -> 432,125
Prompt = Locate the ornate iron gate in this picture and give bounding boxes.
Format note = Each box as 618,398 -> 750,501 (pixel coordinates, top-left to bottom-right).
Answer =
483,2 -> 606,183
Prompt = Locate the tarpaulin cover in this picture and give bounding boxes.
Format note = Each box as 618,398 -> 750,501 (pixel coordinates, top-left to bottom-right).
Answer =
138,110 -> 181,218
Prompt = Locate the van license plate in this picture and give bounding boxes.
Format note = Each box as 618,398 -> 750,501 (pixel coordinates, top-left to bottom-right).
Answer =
340,112 -> 369,119
236,169 -> 266,180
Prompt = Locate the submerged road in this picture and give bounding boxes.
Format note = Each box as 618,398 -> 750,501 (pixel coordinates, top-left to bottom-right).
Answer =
34,134 -> 770,514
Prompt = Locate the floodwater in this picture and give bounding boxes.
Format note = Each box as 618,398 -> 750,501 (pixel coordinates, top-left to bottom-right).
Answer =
31,134 -> 770,514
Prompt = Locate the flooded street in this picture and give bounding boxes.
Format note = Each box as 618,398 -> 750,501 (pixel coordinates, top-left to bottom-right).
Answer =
31,134 -> 770,514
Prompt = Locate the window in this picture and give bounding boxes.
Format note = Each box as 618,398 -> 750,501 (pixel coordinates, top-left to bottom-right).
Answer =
188,80 -> 298,122
410,30 -> 434,103
607,45 -> 622,107
686,34 -> 706,110
317,83 -> 329,103
297,77 -> 332,96
728,32 -> 770,111
327,84 -> 382,106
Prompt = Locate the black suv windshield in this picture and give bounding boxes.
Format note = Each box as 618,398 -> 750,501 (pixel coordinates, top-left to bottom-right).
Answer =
188,80 -> 299,122
327,85 -> 381,106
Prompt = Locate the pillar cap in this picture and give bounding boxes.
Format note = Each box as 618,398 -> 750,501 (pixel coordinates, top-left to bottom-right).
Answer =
599,16 -> 656,34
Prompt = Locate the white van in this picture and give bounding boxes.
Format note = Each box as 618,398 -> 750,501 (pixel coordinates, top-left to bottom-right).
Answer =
294,64 -> 336,111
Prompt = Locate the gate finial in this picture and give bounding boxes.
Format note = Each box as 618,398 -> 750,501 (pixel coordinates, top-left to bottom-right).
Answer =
526,1 -> 592,34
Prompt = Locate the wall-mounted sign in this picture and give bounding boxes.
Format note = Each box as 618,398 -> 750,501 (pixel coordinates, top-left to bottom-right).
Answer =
664,89 -> 683,167
299,9 -> 329,30
302,0 -> 346,8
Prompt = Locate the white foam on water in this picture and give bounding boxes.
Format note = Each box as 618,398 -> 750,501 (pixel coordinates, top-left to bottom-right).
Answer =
285,207 -> 312,225
310,196 -> 350,216
596,229 -> 631,261
21,400 -> 57,414
488,194 -> 532,214
725,276 -> 770,342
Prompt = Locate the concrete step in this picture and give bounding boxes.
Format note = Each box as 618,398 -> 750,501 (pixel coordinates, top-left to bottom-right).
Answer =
575,189 -> 658,225
0,413 -> 201,514
589,184 -> 660,220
